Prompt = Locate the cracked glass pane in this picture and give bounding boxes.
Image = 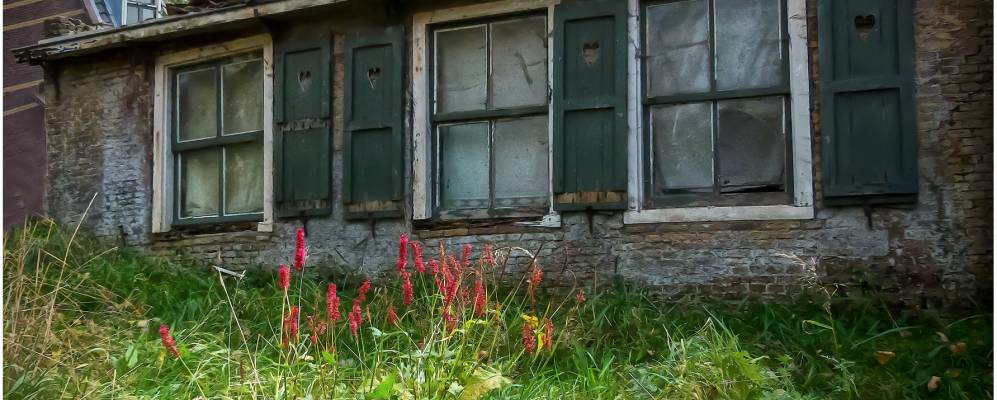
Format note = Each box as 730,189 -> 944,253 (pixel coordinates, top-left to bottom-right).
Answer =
651,102 -> 713,193
179,148 -> 219,218
715,0 -> 783,90
718,96 -> 786,191
494,116 -> 548,207
222,59 -> 263,135
436,26 -> 487,113
441,122 -> 489,209
490,16 -> 548,109
646,0 -> 710,97
224,142 -> 263,214
177,68 -> 217,141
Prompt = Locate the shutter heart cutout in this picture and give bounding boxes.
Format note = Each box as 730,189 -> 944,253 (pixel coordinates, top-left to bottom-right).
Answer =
367,66 -> 381,89
297,70 -> 313,92
582,41 -> 600,66
854,14 -> 876,39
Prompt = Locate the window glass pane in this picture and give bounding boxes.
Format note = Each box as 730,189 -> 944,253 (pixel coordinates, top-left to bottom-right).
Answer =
177,68 -> 217,141
715,0 -> 782,90
179,148 -> 219,218
645,0 -> 710,97
222,59 -> 263,134
141,7 -> 156,21
717,96 -> 785,191
651,102 -> 713,193
494,116 -> 548,207
490,16 -> 548,109
224,142 -> 264,214
126,5 -> 140,24
441,123 -> 489,209
436,26 -> 487,113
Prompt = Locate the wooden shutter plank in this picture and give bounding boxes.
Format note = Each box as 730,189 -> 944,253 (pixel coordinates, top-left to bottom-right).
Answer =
819,0 -> 918,204
343,26 -> 404,220
552,0 -> 628,211
274,27 -> 333,216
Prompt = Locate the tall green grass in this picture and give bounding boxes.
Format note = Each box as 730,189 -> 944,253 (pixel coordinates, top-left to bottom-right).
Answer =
4,219 -> 992,399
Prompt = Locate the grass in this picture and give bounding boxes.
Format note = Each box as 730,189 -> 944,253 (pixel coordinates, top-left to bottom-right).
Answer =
3,219 -> 993,399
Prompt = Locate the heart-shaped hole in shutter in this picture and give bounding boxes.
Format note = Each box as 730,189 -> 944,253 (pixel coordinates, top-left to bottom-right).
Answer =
854,14 -> 876,39
582,41 -> 600,66
367,66 -> 381,89
297,70 -> 312,92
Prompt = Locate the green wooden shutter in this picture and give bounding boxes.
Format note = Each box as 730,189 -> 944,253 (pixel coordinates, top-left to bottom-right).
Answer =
274,29 -> 333,217
819,0 -> 917,205
343,27 -> 404,220
552,0 -> 629,211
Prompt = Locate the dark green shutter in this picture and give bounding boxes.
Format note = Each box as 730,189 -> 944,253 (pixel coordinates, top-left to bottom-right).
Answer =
343,27 -> 404,219
552,0 -> 629,211
819,0 -> 917,205
274,29 -> 333,217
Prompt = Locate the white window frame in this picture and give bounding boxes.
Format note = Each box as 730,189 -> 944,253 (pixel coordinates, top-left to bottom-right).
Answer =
411,0 -> 562,227
120,0 -> 163,26
623,0 -> 814,224
151,34 -> 275,233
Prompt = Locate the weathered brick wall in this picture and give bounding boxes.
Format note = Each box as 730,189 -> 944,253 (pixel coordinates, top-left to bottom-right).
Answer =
44,51 -> 153,243
40,0 -> 992,306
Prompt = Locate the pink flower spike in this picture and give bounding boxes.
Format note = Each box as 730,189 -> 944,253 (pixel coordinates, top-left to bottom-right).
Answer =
396,233 -> 409,273
402,271 -> 414,306
278,264 -> 291,291
159,324 -> 181,358
387,305 -> 399,325
327,283 -> 340,322
358,279 -> 372,303
411,242 -> 425,273
294,228 -> 306,271
348,300 -> 363,337
462,244 -> 472,268
473,278 -> 487,317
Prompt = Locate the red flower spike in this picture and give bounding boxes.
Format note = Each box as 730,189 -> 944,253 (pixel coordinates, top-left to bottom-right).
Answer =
473,278 -> 487,317
311,334 -> 318,346
278,264 -> 291,291
522,323 -> 536,355
402,271 -> 414,306
529,263 -> 543,287
289,307 -> 300,340
358,279 -> 372,303
396,233 -> 409,273
576,289 -> 587,304
348,300 -> 363,337
327,283 -> 340,322
481,244 -> 496,266
411,241 -> 425,273
462,244 -> 472,268
159,324 -> 181,358
294,228 -> 306,271
429,259 -> 440,276
387,305 -> 399,325
543,318 -> 553,350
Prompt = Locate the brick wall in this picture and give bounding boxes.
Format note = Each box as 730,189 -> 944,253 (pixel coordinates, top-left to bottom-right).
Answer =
39,0 -> 992,306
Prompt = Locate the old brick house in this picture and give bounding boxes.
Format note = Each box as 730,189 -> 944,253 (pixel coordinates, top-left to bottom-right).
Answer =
13,0 -> 993,304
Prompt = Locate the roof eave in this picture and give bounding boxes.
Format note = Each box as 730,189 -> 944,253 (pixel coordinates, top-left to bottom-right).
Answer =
12,0 -> 348,64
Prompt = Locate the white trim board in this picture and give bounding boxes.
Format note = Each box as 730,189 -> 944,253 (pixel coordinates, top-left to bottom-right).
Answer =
151,34 -> 275,233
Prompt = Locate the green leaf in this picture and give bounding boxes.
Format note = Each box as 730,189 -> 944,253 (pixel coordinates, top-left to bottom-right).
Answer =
365,373 -> 397,400
322,350 -> 337,365
458,368 -> 512,400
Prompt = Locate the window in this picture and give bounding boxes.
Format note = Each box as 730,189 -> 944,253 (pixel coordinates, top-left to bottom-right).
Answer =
170,51 -> 265,225
431,14 -> 550,218
122,0 -> 159,25
642,0 -> 791,208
